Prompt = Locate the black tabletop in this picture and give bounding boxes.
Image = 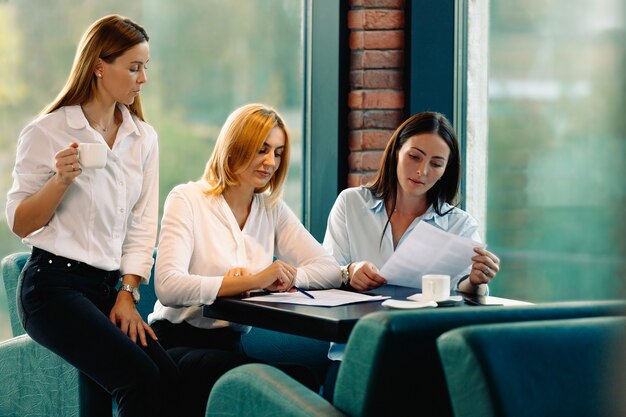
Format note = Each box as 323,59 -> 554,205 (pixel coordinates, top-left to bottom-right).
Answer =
202,285 -> 499,342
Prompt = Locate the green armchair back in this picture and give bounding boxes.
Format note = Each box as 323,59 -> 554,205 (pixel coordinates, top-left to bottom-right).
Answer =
438,316 -> 626,417
0,250 -> 159,417
207,301 -> 626,417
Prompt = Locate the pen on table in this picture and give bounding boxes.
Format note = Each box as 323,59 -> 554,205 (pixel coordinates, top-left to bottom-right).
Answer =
295,286 -> 315,299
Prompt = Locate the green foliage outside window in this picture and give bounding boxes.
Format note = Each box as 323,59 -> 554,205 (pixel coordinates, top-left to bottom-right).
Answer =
0,0 -> 304,341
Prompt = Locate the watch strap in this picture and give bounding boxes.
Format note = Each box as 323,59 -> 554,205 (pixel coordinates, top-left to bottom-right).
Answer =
119,283 -> 140,304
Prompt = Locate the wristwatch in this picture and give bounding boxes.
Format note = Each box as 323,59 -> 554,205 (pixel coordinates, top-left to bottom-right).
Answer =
119,283 -> 140,304
340,263 -> 352,286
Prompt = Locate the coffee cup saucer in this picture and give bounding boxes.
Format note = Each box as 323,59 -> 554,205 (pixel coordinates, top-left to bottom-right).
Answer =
407,293 -> 463,307
381,299 -> 438,309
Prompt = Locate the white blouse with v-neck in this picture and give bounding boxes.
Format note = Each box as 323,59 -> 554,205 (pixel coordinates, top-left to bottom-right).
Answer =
148,180 -> 340,330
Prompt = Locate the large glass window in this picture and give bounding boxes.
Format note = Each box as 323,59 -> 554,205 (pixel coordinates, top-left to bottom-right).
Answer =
0,1 -> 304,341
486,0 -> 626,302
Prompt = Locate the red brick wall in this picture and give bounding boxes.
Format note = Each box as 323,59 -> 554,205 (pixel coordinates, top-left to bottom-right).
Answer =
346,0 -> 406,187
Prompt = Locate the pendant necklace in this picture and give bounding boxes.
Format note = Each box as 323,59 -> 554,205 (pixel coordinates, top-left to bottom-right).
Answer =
82,107 -> 116,133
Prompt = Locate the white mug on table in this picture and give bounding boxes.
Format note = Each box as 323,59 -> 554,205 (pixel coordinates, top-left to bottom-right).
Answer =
421,274 -> 450,301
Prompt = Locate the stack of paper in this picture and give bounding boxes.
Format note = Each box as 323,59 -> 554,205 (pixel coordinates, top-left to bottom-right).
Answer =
243,289 -> 389,306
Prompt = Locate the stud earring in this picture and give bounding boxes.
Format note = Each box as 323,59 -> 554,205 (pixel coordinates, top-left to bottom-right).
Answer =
97,73 -> 102,78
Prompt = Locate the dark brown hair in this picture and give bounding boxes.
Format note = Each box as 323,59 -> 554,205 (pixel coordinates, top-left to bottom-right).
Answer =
369,111 -> 461,242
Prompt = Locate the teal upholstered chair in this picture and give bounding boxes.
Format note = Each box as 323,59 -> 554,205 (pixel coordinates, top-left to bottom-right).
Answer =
2,252 -> 29,337
1,252 -> 105,417
437,316 -> 626,417
0,251 -> 158,417
205,301 -> 626,417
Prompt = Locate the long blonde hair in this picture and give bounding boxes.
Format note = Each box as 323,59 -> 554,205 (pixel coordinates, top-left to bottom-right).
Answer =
41,15 -> 149,120
203,103 -> 290,206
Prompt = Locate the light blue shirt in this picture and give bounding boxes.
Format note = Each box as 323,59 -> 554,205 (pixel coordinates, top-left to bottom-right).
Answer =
323,186 -> 483,360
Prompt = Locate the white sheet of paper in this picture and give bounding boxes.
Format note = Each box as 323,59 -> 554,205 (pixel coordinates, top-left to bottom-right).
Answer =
379,221 -> 485,288
242,289 -> 390,306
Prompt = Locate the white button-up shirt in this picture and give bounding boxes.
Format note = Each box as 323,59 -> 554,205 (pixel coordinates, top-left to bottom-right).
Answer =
6,104 -> 159,281
148,180 -> 341,329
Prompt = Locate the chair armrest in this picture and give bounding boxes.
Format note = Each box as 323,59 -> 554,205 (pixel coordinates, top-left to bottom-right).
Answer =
0,334 -> 81,416
206,363 -> 346,417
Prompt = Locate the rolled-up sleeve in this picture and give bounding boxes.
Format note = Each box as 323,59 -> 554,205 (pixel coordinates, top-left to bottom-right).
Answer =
6,124 -> 56,234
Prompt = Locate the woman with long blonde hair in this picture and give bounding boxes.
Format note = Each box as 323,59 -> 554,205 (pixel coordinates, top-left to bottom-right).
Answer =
7,15 -> 177,416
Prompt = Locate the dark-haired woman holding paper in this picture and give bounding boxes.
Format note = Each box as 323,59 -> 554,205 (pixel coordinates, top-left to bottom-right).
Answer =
322,111 -> 501,399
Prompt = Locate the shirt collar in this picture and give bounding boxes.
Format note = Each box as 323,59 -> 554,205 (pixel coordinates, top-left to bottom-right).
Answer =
364,188 -> 386,213
364,187 -> 452,229
422,203 -> 451,230
65,104 -> 141,136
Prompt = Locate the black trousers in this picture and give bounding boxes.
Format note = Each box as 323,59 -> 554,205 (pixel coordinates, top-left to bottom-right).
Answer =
152,320 -> 254,417
153,320 -> 320,417
17,248 -> 179,417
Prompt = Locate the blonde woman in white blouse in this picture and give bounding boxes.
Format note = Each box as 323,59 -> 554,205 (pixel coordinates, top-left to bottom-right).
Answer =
149,103 -> 340,416
6,15 -> 178,417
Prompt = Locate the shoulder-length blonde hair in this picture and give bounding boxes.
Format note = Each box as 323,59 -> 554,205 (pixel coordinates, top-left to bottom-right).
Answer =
203,103 -> 290,206
41,15 -> 149,120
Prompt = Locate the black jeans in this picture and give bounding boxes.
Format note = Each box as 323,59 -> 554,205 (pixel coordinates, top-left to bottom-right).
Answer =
152,320 -> 320,417
17,248 -> 179,417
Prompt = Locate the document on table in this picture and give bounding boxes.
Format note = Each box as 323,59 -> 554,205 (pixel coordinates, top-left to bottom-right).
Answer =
379,221 -> 485,288
243,289 -> 390,307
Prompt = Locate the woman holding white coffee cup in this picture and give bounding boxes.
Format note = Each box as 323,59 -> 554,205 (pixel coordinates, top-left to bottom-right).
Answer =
321,111 -> 501,400
6,15 -> 177,417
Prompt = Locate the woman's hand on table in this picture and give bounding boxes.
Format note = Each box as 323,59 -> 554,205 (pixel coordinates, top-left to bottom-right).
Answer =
257,260 -> 297,292
348,261 -> 387,291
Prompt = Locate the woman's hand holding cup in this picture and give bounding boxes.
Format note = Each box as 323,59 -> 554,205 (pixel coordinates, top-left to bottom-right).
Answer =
54,143 -> 81,185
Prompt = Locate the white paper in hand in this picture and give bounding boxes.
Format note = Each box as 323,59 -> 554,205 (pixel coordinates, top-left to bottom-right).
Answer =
379,222 -> 484,288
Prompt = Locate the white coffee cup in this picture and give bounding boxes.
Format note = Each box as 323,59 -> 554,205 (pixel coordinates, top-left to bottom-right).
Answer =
78,143 -> 107,169
421,274 -> 451,301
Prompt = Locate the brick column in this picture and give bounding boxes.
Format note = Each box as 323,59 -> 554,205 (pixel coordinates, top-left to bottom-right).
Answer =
346,0 -> 406,187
